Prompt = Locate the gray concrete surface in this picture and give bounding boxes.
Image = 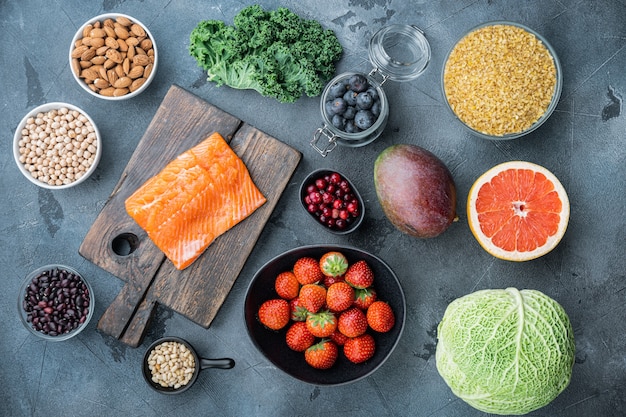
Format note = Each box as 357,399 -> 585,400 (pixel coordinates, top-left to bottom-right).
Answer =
1,1 -> 625,416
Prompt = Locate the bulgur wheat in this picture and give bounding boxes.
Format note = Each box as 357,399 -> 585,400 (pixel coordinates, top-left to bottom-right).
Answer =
444,24 -> 557,136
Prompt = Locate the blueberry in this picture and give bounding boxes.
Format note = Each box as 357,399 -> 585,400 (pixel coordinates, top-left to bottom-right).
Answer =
332,114 -> 346,129
348,74 -> 368,93
328,81 -> 346,99
324,100 -> 335,117
331,98 -> 347,114
343,90 -> 358,106
344,120 -> 360,133
371,100 -> 381,117
354,110 -> 376,130
343,106 -> 356,120
356,92 -> 373,110
366,86 -> 379,101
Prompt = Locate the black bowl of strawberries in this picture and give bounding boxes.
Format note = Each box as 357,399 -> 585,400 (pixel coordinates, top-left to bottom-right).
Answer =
244,245 -> 406,386
299,169 -> 365,234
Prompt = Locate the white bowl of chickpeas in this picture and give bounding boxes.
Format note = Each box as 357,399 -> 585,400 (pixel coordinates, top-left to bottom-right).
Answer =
69,13 -> 158,100
13,102 -> 101,189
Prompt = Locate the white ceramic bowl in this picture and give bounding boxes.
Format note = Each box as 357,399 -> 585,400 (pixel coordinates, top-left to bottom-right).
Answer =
13,102 -> 102,189
69,13 -> 158,100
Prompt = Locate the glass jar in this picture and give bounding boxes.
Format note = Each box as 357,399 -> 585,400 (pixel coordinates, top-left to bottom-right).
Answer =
311,24 -> 431,157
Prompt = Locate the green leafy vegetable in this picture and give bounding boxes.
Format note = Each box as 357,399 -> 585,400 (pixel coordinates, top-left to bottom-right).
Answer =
435,288 -> 575,415
189,5 -> 343,103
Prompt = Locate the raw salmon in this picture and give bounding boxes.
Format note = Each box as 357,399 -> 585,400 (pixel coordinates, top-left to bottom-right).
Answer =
125,132 -> 266,270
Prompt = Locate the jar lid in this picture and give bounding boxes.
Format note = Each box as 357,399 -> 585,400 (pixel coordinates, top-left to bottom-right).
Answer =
368,24 -> 431,82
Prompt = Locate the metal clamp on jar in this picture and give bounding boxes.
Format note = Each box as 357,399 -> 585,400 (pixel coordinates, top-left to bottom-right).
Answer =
311,24 -> 431,157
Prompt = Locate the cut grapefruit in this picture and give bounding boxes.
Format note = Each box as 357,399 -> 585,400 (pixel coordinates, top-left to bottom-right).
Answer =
467,161 -> 569,261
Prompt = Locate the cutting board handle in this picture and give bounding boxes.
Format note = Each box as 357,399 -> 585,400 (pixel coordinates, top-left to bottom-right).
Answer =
120,296 -> 156,348
97,282 -> 145,339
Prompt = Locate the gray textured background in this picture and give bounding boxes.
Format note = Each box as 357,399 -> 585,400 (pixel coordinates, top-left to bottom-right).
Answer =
1,0 -> 624,416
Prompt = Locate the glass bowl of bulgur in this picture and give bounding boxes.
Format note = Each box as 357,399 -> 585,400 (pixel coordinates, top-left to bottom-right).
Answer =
442,21 -> 562,140
13,102 -> 102,189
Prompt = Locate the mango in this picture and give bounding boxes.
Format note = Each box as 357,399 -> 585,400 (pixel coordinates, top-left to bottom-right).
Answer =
374,144 -> 457,238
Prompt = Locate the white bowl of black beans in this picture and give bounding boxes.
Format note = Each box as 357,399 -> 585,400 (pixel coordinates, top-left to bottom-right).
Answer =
18,264 -> 94,341
13,102 -> 102,189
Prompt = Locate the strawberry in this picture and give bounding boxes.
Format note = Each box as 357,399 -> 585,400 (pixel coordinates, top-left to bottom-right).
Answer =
319,251 -> 349,277
323,274 -> 345,288
305,340 -> 338,369
257,299 -> 290,330
337,307 -> 368,338
344,333 -> 376,364
299,284 -> 327,313
274,271 -> 300,300
353,287 -> 377,310
289,297 -> 309,321
329,330 -> 349,346
366,301 -> 395,333
344,260 -> 374,289
326,281 -> 354,312
305,310 -> 337,338
286,322 -> 316,352
293,257 -> 323,285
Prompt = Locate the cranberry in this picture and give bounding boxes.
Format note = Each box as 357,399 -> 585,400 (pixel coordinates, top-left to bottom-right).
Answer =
315,178 -> 327,189
339,209 -> 349,220
347,201 -> 358,213
309,191 -> 322,204
306,184 -> 317,194
326,184 -> 336,194
322,192 -> 334,205
333,199 -> 343,209
335,219 -> 347,229
329,172 -> 342,184
307,204 -> 318,213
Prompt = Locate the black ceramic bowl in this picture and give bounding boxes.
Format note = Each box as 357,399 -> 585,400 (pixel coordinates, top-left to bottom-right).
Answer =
142,337 -> 235,394
244,245 -> 406,386
299,169 -> 365,235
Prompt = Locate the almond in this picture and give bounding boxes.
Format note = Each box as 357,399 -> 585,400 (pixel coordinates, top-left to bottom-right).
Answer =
105,48 -> 123,63
105,37 -> 119,49
114,63 -> 125,78
90,37 -> 105,49
114,26 -> 130,40
104,26 -> 116,38
71,45 -> 89,59
125,36 -> 139,47
133,54 -> 151,66
130,77 -> 146,92
113,88 -> 129,97
122,57 -> 130,75
140,39 -> 153,51
130,24 -> 146,37
127,45 -> 136,59
94,78 -> 110,89
71,58 -> 81,76
80,68 -> 99,81
103,18 -> 115,29
91,55 -> 106,65
82,24 -> 93,38
128,65 -> 144,79
80,48 -> 96,62
117,38 -> 128,52
79,60 -> 93,69
107,69 -> 119,86
96,45 -> 110,56
90,28 -> 106,38
113,77 -> 132,88
135,46 -> 146,55
80,36 -> 93,46
116,16 -> 132,27
103,59 -> 116,70
89,83 -> 98,92
143,63 -> 153,79
99,87 -> 116,97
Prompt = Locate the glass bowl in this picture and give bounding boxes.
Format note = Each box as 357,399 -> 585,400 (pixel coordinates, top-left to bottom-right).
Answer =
13,102 -> 102,189
69,13 -> 158,100
442,21 -> 562,140
18,264 -> 94,341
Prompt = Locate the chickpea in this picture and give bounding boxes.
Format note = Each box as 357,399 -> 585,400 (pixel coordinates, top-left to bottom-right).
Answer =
18,107 -> 97,186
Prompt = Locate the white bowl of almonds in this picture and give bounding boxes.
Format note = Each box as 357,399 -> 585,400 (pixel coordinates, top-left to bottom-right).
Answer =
13,102 -> 101,189
69,13 -> 157,100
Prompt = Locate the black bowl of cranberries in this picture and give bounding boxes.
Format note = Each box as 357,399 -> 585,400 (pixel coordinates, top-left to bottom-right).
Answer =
299,169 -> 365,234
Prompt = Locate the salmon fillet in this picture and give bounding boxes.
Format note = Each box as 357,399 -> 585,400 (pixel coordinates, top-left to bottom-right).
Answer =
125,132 -> 266,270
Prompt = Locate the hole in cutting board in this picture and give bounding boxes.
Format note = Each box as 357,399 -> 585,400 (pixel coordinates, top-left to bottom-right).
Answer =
112,233 -> 139,256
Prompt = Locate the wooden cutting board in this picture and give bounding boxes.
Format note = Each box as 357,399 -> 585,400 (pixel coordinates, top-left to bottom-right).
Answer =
79,85 -> 301,347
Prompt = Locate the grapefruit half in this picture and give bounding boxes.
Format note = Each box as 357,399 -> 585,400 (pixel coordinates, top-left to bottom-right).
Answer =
467,161 -> 569,261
